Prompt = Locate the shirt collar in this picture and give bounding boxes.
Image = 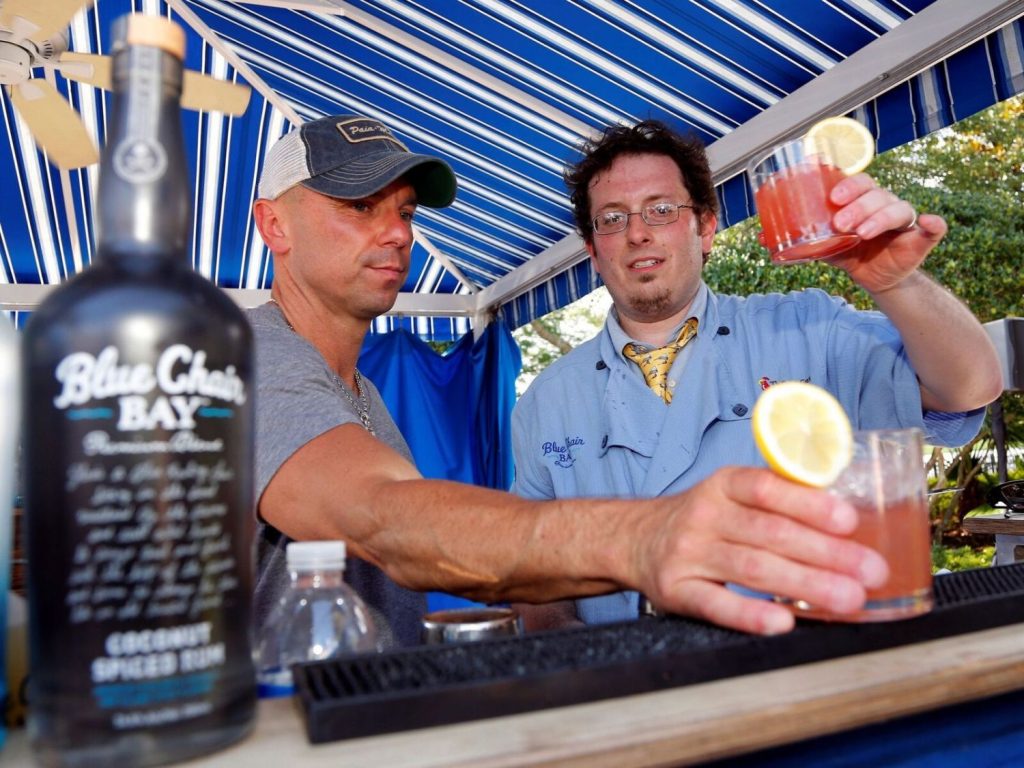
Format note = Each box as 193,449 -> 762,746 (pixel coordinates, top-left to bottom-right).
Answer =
606,281 -> 709,359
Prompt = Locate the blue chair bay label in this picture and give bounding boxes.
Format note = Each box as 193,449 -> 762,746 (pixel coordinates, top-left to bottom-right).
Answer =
30,339 -> 254,734
54,343 -> 246,432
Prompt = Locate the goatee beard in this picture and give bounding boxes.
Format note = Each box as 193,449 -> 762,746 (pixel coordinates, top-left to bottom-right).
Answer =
627,286 -> 671,317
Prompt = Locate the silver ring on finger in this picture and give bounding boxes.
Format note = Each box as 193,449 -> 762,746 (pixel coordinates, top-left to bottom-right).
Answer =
897,209 -> 919,232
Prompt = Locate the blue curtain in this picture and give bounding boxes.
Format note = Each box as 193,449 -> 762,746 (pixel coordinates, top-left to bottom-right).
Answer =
359,321 -> 521,489
358,322 -> 522,613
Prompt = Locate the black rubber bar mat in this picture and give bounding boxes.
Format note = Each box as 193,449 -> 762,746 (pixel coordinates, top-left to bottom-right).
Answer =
292,563 -> 1024,744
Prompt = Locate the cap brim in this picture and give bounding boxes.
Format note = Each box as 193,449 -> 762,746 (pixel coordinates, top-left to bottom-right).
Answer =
302,151 -> 457,208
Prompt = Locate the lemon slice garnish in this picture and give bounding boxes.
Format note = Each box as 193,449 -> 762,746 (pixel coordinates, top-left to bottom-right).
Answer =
752,381 -> 854,487
805,116 -> 875,175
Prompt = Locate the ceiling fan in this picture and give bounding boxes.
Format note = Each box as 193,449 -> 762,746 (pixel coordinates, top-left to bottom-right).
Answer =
0,0 -> 250,169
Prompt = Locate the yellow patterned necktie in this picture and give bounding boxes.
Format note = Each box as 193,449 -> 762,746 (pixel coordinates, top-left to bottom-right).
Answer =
622,317 -> 699,404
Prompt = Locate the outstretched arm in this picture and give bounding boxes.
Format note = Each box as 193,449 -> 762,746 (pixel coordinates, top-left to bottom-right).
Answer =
260,423 -> 888,636
824,175 -> 1002,412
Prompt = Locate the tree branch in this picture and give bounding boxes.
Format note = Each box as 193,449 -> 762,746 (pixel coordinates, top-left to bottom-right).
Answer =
529,320 -> 574,355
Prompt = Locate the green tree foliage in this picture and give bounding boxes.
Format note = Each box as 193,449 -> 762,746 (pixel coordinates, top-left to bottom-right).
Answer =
931,543 -> 993,571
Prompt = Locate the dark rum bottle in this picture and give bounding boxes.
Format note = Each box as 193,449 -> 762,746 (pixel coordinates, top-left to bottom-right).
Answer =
22,14 -> 255,766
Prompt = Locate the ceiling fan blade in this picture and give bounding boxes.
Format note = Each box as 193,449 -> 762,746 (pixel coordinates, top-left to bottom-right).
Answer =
182,71 -> 250,116
0,0 -> 94,43
62,53 -> 249,117
10,80 -> 98,168
56,51 -> 112,89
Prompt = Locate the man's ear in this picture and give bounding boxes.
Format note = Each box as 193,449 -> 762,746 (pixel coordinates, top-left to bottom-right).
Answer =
585,238 -> 600,276
700,211 -> 717,261
253,198 -> 289,253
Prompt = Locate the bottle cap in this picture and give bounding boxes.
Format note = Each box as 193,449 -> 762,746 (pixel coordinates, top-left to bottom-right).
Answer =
286,540 -> 347,571
112,13 -> 186,59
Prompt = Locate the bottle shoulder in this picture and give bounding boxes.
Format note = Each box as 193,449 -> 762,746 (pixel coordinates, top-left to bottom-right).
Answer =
25,263 -> 251,337
275,583 -> 363,605
269,583 -> 372,621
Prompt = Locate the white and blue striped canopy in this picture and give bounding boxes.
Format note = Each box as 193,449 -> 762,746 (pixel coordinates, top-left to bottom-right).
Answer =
2,0 -> 1023,340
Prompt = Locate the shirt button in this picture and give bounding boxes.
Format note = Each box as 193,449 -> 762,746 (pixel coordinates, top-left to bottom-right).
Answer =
668,380 -> 676,388
717,326 -> 730,335
732,404 -> 748,416
596,360 -> 607,370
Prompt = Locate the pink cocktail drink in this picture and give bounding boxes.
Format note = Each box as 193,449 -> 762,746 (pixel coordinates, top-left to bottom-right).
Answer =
754,161 -> 861,264
854,494 -> 933,617
782,427 -> 933,623
748,133 -> 863,265
794,494 -> 933,622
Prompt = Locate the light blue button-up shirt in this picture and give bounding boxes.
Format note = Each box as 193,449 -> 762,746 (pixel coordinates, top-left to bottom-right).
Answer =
510,284 -> 984,625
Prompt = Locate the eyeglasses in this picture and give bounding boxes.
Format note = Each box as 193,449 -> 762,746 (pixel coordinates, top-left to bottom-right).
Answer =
592,202 -> 695,235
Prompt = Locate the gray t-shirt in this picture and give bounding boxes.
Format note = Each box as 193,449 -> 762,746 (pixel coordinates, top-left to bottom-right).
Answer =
248,302 -> 426,647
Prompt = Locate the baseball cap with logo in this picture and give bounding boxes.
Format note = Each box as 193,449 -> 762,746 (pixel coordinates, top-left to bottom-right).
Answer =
257,114 -> 457,207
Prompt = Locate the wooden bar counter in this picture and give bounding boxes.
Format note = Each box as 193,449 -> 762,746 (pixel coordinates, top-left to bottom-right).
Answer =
3,622 -> 1024,767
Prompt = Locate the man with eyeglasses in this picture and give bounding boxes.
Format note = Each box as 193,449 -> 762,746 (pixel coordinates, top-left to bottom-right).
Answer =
510,120 -> 1001,630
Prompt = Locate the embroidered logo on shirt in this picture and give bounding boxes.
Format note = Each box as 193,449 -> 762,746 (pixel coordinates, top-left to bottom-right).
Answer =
759,376 -> 811,391
542,436 -> 584,468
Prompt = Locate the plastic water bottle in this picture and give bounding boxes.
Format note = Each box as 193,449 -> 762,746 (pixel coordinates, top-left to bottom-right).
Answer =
257,541 -> 379,697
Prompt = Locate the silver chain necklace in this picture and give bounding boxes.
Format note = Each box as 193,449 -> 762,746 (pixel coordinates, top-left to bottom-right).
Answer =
269,300 -> 375,435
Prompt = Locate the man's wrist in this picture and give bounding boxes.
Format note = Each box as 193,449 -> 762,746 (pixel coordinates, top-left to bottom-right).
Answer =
865,267 -> 928,304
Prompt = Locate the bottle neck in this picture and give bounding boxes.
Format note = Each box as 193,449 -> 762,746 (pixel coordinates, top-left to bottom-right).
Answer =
96,41 -> 189,263
289,568 -> 346,590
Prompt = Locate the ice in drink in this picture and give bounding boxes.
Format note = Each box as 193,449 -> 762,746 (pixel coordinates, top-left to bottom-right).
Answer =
754,160 -> 861,264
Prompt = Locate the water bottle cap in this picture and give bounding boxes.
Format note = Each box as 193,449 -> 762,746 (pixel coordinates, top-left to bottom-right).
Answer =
286,540 -> 347,570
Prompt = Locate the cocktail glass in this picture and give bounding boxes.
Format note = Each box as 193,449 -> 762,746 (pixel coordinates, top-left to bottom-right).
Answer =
785,427 -> 934,622
748,133 -> 861,264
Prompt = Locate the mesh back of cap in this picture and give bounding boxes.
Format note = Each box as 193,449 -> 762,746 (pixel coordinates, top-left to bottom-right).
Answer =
257,129 -> 310,200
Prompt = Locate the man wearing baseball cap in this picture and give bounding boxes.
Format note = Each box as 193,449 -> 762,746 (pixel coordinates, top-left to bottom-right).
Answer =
249,114 -> 894,649
250,114 -> 456,647
256,114 -> 456,206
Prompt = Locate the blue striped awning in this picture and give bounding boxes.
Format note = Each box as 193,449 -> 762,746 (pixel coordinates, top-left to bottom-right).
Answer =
2,0 -> 1022,340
